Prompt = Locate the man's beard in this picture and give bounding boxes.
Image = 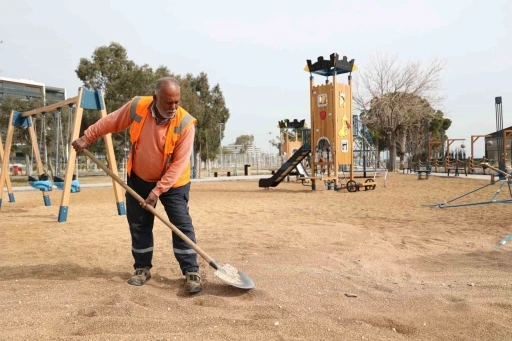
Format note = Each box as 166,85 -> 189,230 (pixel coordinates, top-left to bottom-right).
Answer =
157,104 -> 176,119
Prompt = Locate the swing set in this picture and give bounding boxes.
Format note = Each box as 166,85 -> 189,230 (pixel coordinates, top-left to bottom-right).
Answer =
25,106 -> 80,193
0,87 -> 126,222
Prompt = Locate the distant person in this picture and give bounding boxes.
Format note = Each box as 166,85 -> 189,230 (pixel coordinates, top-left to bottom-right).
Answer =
71,77 -> 202,294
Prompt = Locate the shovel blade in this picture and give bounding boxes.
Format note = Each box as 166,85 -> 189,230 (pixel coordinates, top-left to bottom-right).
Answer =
213,263 -> 255,289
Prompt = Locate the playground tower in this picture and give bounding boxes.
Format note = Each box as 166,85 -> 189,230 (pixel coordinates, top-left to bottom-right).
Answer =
306,53 -> 356,190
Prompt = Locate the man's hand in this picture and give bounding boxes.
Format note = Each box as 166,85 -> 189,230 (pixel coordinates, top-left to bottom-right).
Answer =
71,137 -> 90,153
141,191 -> 158,210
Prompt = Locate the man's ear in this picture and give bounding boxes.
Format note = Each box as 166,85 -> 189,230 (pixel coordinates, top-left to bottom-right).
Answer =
153,94 -> 157,102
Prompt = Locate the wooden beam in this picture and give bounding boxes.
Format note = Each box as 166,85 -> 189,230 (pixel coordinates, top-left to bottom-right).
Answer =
99,103 -> 125,212
58,91 -> 85,221
0,111 -> 15,208
0,130 -> 15,205
481,163 -> 512,179
22,96 -> 78,117
471,135 -> 491,158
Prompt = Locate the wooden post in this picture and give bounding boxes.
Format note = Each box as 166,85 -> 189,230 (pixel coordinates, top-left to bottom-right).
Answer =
0,113 -> 16,207
309,75 -> 316,190
57,89 -> 84,221
99,95 -> 125,213
333,72 -> 338,183
58,88 -> 126,222
348,74 -> 354,181
0,132 -> 15,205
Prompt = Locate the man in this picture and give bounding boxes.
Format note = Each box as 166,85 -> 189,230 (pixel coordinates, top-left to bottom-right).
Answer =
71,77 -> 202,294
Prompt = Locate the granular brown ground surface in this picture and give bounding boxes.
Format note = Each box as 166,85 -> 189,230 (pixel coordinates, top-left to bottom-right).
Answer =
0,173 -> 511,340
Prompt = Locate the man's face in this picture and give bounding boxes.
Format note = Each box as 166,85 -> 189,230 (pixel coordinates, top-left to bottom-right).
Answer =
153,85 -> 180,119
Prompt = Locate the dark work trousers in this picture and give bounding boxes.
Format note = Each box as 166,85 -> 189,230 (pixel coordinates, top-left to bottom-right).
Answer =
126,171 -> 199,275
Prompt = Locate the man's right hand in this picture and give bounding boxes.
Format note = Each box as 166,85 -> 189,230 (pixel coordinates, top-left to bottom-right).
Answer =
71,137 -> 89,153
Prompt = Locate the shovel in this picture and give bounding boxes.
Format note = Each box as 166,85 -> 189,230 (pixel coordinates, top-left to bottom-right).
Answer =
81,149 -> 255,290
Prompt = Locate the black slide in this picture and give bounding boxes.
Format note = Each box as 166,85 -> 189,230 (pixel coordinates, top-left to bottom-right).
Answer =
259,146 -> 311,188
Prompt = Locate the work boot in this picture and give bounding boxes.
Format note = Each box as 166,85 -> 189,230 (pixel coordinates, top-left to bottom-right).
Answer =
185,270 -> 202,294
127,267 -> 151,286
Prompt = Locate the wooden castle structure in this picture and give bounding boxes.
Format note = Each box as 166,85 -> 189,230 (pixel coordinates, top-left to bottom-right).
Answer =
305,53 -> 356,190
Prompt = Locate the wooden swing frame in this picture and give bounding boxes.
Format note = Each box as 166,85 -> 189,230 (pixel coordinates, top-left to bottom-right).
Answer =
0,87 -> 126,222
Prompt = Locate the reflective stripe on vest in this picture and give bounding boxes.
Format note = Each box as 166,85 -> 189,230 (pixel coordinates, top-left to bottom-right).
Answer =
174,114 -> 195,134
129,96 -> 143,122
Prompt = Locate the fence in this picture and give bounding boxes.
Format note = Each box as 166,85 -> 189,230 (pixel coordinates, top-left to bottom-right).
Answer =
197,153 -> 283,171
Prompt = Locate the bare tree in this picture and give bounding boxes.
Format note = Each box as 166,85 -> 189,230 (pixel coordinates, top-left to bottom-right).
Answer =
353,52 -> 446,171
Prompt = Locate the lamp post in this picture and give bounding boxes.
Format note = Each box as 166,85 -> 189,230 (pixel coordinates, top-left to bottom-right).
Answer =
268,132 -> 272,167
219,123 -> 223,171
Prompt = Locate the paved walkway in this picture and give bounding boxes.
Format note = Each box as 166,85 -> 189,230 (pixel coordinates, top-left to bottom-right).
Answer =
3,170 -> 506,194
3,174 -> 271,193
402,171 -> 500,181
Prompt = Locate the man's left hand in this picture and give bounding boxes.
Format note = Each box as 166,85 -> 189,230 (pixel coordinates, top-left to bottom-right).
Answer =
141,192 -> 158,209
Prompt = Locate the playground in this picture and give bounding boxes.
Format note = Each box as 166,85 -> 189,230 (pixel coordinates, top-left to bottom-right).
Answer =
0,172 -> 511,340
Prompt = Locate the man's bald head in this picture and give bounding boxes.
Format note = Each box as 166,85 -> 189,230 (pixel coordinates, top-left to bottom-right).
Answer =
153,77 -> 181,119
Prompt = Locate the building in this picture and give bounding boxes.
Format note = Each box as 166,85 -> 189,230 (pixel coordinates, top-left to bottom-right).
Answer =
0,77 -> 67,171
0,77 -> 66,104
485,125 -> 512,166
224,143 -> 263,156
45,86 -> 66,103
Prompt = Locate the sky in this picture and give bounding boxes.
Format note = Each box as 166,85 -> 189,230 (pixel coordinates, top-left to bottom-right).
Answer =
0,0 -> 511,157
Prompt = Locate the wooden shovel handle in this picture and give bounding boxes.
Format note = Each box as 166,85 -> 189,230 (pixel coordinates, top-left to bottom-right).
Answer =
81,149 -> 215,265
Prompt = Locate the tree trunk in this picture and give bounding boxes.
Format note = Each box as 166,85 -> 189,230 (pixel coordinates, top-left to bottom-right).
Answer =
388,134 -> 397,171
25,154 -> 31,176
198,143 -> 202,178
375,140 -> 381,167
48,158 -> 55,179
399,133 -> 407,170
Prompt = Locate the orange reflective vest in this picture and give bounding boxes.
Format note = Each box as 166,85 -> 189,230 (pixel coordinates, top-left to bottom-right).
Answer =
126,96 -> 197,188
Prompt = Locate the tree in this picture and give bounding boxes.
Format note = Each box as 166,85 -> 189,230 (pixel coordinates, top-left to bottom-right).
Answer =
270,135 -> 281,154
75,42 -> 171,162
75,42 -> 230,165
397,109 -> 452,166
187,73 -> 230,162
234,134 -> 254,153
354,52 -> 446,171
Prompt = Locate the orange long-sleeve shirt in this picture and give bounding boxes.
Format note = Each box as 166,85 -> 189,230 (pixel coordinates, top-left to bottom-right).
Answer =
82,100 -> 195,197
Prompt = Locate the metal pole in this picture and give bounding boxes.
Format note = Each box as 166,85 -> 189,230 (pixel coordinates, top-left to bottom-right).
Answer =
268,132 -> 272,167
362,125 -> 367,177
424,118 -> 430,169
55,110 -> 60,176
495,96 -> 505,175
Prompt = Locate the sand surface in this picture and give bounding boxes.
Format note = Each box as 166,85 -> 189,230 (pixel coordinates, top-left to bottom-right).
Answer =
0,173 -> 511,340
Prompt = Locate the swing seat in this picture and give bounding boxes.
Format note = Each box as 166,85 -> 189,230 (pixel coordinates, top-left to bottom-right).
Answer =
28,174 -> 53,191
54,175 -> 81,192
